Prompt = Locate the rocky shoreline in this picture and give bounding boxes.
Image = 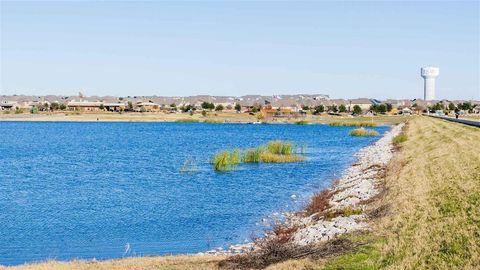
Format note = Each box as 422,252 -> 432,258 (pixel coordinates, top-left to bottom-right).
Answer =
202,123 -> 404,255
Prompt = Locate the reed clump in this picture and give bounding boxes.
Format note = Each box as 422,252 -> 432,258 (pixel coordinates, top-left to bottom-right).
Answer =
212,149 -> 240,171
349,128 -> 379,137
330,122 -> 377,127
213,141 -> 304,171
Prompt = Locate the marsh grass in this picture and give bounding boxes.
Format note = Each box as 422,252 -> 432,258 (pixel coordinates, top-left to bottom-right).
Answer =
349,128 -> 379,136
330,122 -> 377,127
212,149 -> 241,171
266,141 -> 294,155
243,147 -> 264,163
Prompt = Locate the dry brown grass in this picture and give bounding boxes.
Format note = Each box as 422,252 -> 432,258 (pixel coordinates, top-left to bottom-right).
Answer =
305,190 -> 332,216
1,255 -> 225,270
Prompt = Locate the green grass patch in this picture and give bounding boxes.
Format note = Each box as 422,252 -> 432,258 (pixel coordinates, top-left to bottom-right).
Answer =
212,149 -> 240,171
392,133 -> 408,145
213,140 -> 304,170
295,120 -> 309,125
350,128 -> 379,137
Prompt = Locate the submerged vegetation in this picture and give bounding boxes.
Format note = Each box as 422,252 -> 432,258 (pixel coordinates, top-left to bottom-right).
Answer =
213,141 -> 304,171
349,128 -> 379,137
330,122 -> 378,127
179,157 -> 198,173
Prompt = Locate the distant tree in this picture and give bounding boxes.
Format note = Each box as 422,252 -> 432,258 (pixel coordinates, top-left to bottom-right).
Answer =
215,104 -> 224,111
386,103 -> 393,112
353,105 -> 362,115
302,105 -> 310,111
30,106 -> 39,114
208,102 -> 215,110
235,103 -> 241,112
329,105 -> 338,113
50,102 -> 59,111
127,101 -> 133,111
118,97 -> 124,101
201,110 -> 207,117
448,103 -> 456,111
431,103 -> 442,111
182,104 -> 194,113
99,104 -> 105,110
59,103 -> 67,110
313,105 -> 324,115
339,104 -> 347,113
201,102 -> 210,110
252,107 -> 258,113
170,103 -> 178,111
377,104 -> 387,114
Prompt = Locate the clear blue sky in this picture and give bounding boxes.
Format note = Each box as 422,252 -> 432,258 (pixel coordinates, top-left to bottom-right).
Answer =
1,1 -> 479,100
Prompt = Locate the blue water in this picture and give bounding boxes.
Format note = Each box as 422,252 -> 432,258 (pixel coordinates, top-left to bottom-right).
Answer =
0,122 -> 388,266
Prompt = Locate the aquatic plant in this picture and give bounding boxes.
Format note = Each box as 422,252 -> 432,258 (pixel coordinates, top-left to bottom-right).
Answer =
212,149 -> 241,171
266,141 -> 293,155
243,147 -> 264,163
259,152 -> 303,163
330,122 -> 377,127
180,157 -> 198,173
349,128 -> 379,137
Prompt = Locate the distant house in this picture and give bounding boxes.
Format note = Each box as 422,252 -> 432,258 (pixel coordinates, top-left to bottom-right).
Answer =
104,103 -> 126,112
0,101 -> 19,111
136,101 -> 160,112
67,101 -> 103,112
348,98 -> 373,111
261,106 -> 299,119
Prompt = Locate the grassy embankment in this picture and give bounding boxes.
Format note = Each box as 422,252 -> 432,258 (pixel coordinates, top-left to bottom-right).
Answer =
284,116 -> 480,269
6,116 -> 478,270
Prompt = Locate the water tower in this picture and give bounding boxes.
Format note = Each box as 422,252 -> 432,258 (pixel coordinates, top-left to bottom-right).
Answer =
421,66 -> 439,100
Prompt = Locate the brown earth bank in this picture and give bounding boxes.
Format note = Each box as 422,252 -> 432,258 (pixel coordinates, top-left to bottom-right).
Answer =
0,111 -> 411,125
3,116 -> 479,270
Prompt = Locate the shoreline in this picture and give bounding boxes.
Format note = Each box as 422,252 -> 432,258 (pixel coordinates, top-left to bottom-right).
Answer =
207,123 -> 404,256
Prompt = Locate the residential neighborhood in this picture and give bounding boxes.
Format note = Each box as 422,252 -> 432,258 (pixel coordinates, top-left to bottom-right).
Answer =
1,94 -> 479,118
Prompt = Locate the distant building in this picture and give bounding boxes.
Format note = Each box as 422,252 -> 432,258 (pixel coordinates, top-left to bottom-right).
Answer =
67,101 -> 103,112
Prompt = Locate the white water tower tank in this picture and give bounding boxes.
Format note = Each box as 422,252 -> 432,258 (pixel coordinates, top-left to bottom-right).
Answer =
421,66 -> 439,100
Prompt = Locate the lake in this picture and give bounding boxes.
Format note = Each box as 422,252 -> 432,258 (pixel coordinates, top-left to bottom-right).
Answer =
0,121 -> 388,266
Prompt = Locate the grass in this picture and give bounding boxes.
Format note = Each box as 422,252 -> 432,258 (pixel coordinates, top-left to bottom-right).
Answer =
349,128 -> 379,136
212,149 -> 240,171
330,122 -> 378,127
392,133 -> 408,145
243,147 -> 265,163
175,118 -> 200,122
266,140 -> 294,155
295,120 -> 309,125
213,141 -> 304,170
322,116 -> 480,269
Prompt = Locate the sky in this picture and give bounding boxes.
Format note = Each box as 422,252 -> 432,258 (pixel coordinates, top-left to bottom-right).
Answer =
1,1 -> 479,100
